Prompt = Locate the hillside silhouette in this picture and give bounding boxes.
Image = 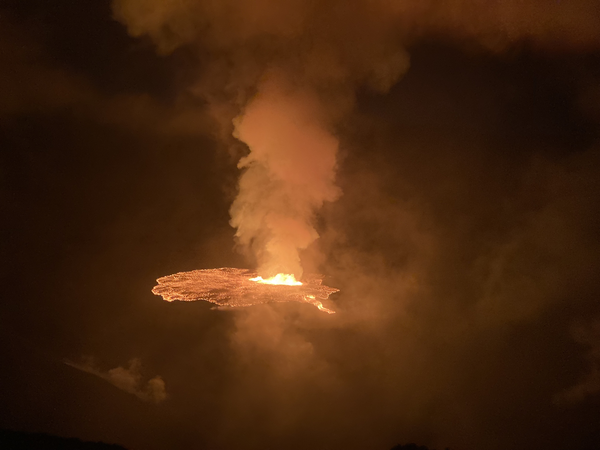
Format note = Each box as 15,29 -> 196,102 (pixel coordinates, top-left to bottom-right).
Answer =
391,444 -> 445,450
1,429 -> 444,450
0,429 -> 128,450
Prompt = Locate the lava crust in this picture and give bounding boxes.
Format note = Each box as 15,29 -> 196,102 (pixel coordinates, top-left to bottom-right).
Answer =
152,267 -> 338,313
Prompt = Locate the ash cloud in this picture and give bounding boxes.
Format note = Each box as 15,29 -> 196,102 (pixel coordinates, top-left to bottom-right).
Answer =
65,358 -> 167,404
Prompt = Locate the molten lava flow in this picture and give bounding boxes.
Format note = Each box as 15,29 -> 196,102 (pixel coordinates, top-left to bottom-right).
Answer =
249,273 -> 302,286
304,295 -> 335,315
152,268 -> 338,313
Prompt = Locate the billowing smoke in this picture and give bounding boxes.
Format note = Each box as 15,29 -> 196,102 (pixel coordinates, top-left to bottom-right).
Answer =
231,75 -> 340,277
111,0 -> 600,278
111,0 -> 412,277
111,0 -> 600,55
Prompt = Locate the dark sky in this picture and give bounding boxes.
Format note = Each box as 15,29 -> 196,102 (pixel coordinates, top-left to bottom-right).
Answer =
1,1 -> 600,450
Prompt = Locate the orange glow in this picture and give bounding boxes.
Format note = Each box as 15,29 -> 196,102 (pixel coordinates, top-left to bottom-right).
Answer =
249,273 -> 302,286
304,294 -> 335,314
152,268 -> 338,313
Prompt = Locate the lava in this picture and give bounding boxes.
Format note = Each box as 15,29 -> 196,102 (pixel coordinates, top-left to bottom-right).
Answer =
152,268 -> 338,313
249,273 -> 302,286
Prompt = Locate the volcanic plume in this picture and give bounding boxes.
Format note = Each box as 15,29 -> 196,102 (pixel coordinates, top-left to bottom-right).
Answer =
125,0 -> 599,312
114,0 -> 412,313
151,74 -> 341,311
230,76 -> 340,279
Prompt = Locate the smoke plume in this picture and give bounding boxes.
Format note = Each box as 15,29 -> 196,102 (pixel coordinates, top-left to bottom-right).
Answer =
111,0 -> 600,277
111,0 -> 413,277
231,75 -> 340,277
65,358 -> 167,404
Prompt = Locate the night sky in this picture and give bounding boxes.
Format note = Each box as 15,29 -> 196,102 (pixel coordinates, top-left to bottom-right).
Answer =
1,1 -> 600,450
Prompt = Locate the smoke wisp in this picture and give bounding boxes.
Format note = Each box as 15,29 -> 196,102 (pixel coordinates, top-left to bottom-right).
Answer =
65,358 -> 167,404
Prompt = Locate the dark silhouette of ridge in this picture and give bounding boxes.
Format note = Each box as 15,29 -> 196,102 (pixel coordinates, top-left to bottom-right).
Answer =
0,429 -> 128,450
391,444 -> 448,450
0,429 -> 446,450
